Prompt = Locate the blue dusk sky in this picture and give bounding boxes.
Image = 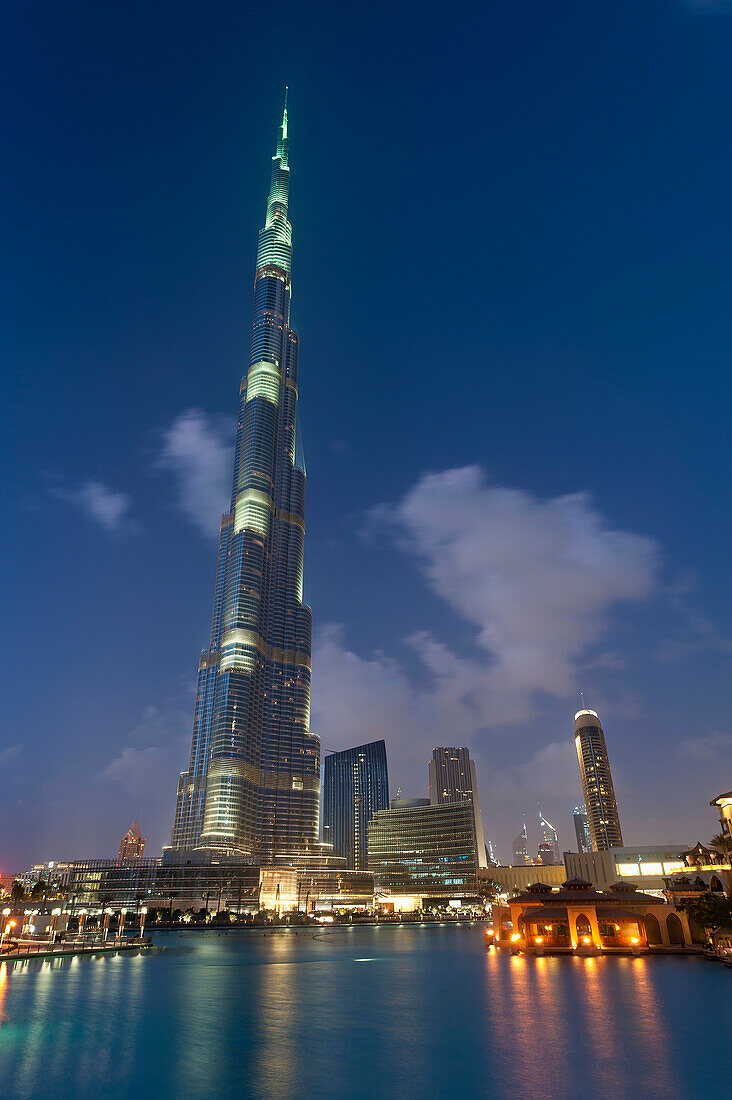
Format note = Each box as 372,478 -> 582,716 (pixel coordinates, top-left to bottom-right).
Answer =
2,0 -> 731,870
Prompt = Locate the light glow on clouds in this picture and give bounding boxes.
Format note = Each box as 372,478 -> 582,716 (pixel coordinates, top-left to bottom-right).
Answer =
313,466 -> 658,801
156,409 -> 232,538
54,480 -> 134,532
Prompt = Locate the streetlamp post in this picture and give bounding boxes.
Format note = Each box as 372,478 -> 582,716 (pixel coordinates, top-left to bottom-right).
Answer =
102,908 -> 112,942
1,920 -> 16,950
139,907 -> 147,939
117,908 -> 127,940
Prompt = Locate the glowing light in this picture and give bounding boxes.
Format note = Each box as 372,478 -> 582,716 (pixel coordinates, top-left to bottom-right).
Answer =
583,936 -> 591,945
510,933 -> 521,942
535,936 -> 544,944
631,937 -> 639,944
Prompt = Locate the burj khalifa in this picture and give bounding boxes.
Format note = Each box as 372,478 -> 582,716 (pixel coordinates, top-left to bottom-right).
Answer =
171,93 -> 320,861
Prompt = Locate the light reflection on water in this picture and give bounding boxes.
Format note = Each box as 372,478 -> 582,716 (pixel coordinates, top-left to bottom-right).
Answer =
0,929 -> 727,1099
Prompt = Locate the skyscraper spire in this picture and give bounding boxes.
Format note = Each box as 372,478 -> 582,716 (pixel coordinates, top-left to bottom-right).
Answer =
171,95 -> 319,860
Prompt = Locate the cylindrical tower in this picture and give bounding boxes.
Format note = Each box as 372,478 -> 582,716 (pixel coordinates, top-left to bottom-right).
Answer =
574,708 -> 623,851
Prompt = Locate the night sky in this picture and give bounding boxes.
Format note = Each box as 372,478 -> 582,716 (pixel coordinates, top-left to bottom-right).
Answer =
3,0 -> 732,870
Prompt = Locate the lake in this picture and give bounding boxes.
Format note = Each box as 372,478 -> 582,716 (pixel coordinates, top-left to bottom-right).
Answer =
0,924 -> 729,1099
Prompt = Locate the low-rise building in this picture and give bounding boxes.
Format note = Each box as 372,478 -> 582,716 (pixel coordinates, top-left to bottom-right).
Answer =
481,864 -> 566,897
491,877 -> 694,954
564,845 -> 690,895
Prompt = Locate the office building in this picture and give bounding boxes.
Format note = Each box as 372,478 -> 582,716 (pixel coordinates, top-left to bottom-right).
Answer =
429,747 -> 488,868
512,817 -> 529,865
171,93 -> 320,860
118,820 -> 146,861
574,708 -> 623,851
538,806 -> 560,864
573,805 -> 592,853
367,801 -> 479,898
322,740 -> 389,870
564,845 -> 690,895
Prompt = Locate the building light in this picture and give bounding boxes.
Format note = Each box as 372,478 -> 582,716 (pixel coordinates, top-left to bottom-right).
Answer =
535,936 -> 544,944
583,936 -> 591,945
510,933 -> 521,942
630,937 -> 639,944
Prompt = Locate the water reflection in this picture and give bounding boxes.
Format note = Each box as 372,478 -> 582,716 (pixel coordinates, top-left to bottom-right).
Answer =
0,929 -> 720,1099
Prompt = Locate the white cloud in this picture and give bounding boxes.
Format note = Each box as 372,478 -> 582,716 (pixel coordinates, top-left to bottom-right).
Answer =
156,409 -> 232,538
99,703 -> 191,802
54,480 -> 134,532
0,744 -> 22,766
313,467 -> 657,810
376,466 -> 657,698
678,731 -> 732,761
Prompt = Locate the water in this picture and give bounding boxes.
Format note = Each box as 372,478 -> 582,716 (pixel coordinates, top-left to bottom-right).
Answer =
0,924 -> 728,1099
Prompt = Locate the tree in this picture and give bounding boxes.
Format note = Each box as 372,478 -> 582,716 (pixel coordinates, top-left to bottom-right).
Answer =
30,879 -> 45,900
710,833 -> 729,857
678,894 -> 732,939
477,878 -> 502,902
11,881 -> 25,902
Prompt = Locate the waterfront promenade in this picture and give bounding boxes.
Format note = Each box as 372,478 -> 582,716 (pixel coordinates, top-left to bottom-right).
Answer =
0,922 -> 729,1099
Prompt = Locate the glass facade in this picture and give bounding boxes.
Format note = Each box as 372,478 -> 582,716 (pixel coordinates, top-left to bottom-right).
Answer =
54,857 -> 260,910
322,740 -> 390,870
574,709 -> 623,851
428,747 -> 488,868
573,804 -> 592,853
367,801 -> 479,896
171,94 -> 320,861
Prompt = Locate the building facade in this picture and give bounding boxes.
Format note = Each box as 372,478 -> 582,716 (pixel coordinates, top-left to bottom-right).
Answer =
322,740 -> 389,870
118,820 -> 146,861
573,805 -> 592,853
512,817 -> 529,865
367,801 -> 479,898
537,807 -> 560,864
574,708 -> 623,850
429,747 -> 488,868
171,94 -> 320,861
564,845 -> 690,895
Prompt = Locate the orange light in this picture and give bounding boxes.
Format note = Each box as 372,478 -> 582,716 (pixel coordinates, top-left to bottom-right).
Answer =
510,933 -> 521,942
583,936 -> 591,945
535,936 -> 544,944
630,937 -> 639,944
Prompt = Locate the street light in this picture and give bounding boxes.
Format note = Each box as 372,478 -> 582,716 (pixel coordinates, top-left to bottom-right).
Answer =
139,907 -> 148,939
1,921 -> 16,949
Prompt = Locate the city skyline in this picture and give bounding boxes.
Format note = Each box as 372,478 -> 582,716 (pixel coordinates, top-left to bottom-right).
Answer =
3,2 -> 732,868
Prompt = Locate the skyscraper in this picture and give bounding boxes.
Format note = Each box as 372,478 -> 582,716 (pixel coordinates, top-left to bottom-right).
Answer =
573,804 -> 592,853
322,741 -> 390,870
512,816 -> 529,865
429,747 -> 488,868
574,708 -> 623,851
537,806 -> 560,864
367,801 -> 479,897
118,821 -> 145,861
171,93 -> 320,861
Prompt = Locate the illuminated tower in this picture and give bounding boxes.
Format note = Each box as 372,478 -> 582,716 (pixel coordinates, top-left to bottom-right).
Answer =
429,747 -> 488,868
322,741 -> 390,870
171,93 -> 319,860
574,708 -> 623,851
537,805 -> 560,864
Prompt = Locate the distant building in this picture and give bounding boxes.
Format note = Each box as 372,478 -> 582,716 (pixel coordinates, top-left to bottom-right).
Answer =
564,845 -> 690,895
538,806 -> 560,864
512,817 -> 529,865
322,740 -> 389,870
574,708 -> 623,850
573,805 -> 592,853
118,821 -> 146,861
367,800 -> 479,899
481,864 -> 566,897
710,791 -> 732,865
429,747 -> 488,869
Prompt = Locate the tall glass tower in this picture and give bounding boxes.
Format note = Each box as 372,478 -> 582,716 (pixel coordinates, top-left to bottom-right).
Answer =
574,708 -> 623,851
322,741 -> 390,870
428,747 -> 488,868
171,93 -> 320,861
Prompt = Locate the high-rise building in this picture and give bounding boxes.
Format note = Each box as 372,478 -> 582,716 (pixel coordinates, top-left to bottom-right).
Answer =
537,805 -> 560,864
367,801 -> 479,897
118,821 -> 145,861
322,741 -> 390,870
574,708 -> 623,851
171,93 -> 320,860
512,816 -> 529,865
573,804 -> 592,853
429,747 -> 488,869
